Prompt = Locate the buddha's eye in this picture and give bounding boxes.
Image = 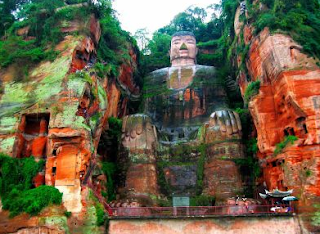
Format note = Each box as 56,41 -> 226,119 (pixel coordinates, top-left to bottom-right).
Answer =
173,40 -> 181,45
187,40 -> 195,44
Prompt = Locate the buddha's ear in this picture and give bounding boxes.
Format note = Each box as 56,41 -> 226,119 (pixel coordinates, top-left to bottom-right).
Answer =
168,49 -> 171,61
196,47 -> 199,55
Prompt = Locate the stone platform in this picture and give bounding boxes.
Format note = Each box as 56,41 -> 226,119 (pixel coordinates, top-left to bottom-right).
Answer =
109,216 -> 301,234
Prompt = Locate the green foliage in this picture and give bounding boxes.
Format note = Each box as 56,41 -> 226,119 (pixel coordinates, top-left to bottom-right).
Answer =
65,0 -> 87,4
101,162 -> 117,202
94,62 -> 118,78
0,37 -> 46,67
0,0 -> 30,37
234,108 -> 250,128
156,160 -> 173,197
255,13 -> 277,32
96,3 -> 137,79
0,0 -> 138,85
247,138 -> 258,155
141,33 -> 171,74
234,157 -> 261,180
0,36 -> 57,81
260,0 -> 275,8
156,143 -> 208,197
0,153 -> 62,216
196,144 -> 206,195
0,153 -> 44,195
95,203 -> 105,226
155,197 -> 171,207
252,0 -> 320,60
98,118 -> 122,202
274,135 -> 298,156
64,211 -> 72,218
3,185 -> 62,217
244,80 -> 261,103
197,53 -> 218,66
0,0 -> 93,80
107,117 -> 122,140
234,107 -> 260,197
306,169 -> 312,177
190,195 -> 215,206
312,204 -> 320,226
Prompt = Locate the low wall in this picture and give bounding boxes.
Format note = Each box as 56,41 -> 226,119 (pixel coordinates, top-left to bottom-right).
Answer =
109,216 -> 301,234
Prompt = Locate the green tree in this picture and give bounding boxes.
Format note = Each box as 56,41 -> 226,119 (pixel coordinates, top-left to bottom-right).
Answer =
141,32 -> 171,74
0,0 -> 30,37
134,28 -> 150,53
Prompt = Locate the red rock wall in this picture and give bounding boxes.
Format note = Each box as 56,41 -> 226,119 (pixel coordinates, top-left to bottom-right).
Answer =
239,27 -> 320,205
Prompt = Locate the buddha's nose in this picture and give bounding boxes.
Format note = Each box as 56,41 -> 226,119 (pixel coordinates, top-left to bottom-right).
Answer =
180,43 -> 188,50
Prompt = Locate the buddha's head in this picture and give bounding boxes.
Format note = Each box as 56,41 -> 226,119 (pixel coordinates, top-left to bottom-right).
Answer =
170,31 -> 198,67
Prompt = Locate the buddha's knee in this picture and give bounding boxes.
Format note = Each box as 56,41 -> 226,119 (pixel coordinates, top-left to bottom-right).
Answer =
121,114 -> 158,152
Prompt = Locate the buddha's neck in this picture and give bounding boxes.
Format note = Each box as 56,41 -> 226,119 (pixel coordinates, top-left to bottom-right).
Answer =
171,58 -> 195,67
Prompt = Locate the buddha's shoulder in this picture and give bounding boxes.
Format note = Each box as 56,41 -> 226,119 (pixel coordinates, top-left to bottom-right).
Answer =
195,65 -> 216,72
193,65 -> 216,79
148,67 -> 170,78
146,65 -> 216,79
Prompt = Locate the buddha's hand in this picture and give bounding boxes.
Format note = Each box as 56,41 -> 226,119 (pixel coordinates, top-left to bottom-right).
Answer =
209,110 -> 242,137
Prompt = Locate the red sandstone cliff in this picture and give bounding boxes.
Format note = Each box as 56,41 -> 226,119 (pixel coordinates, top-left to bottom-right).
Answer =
235,3 -> 320,231
0,5 -> 140,233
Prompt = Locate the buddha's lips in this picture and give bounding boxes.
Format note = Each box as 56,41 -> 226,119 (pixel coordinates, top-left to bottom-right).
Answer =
179,50 -> 188,55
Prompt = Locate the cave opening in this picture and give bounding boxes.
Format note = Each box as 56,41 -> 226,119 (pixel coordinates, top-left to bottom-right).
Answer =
16,113 -> 50,159
284,127 -> 295,137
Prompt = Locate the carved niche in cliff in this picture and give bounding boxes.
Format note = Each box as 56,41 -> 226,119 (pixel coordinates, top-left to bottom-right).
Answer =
119,31 -> 244,205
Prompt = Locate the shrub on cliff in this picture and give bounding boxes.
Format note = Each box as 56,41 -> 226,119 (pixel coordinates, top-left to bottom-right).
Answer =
273,135 -> 298,156
0,153 -> 44,194
312,204 -> 320,226
250,0 -> 320,60
190,195 -> 215,206
244,80 -> 261,103
95,202 -> 105,226
102,162 -> 117,202
0,153 -> 62,216
2,185 -> 62,216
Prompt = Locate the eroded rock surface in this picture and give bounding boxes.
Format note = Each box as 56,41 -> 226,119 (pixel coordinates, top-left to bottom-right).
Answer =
234,3 -> 320,230
0,5 -> 139,233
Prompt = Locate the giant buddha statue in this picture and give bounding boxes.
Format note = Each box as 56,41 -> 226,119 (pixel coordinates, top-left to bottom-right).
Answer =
119,31 -> 244,206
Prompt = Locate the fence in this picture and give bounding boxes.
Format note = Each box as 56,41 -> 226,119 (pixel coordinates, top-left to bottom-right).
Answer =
87,181 -> 293,218
109,204 -> 294,218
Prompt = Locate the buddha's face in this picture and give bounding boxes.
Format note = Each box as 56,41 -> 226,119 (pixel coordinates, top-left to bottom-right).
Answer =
170,34 -> 197,65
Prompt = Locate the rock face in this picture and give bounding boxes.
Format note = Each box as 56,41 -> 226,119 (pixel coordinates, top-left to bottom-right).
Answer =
234,4 -> 320,229
0,6 -> 139,233
240,27 -> 320,201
